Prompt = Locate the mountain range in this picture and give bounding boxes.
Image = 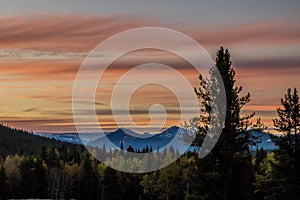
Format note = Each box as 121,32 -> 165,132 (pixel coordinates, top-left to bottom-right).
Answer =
36,127 -> 278,153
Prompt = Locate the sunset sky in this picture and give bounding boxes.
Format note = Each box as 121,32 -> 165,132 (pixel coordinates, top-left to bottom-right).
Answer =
0,1 -> 299,133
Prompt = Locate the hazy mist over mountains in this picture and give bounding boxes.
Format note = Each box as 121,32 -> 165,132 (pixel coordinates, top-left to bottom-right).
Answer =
36,127 -> 278,152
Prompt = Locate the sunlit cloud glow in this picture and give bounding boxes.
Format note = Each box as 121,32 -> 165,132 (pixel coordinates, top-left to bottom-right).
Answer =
0,14 -> 299,132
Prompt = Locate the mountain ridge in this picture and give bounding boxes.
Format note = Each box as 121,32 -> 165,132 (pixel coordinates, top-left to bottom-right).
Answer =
36,126 -> 278,152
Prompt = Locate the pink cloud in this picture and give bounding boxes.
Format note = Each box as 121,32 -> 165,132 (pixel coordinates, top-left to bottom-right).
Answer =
0,14 -> 299,132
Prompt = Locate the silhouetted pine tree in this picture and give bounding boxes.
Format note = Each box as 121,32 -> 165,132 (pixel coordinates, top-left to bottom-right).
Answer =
39,145 -> 48,162
120,141 -> 124,150
78,154 -> 99,200
127,145 -> 134,153
103,166 -> 121,200
0,165 -> 6,200
18,157 -> 48,198
193,47 -> 255,200
34,158 -> 48,198
268,88 -> 300,199
120,172 -> 143,200
254,147 -> 267,172
19,157 -> 36,198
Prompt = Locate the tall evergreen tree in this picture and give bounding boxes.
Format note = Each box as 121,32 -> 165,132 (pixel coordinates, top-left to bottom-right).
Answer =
102,166 -> 122,200
34,158 -> 48,198
19,157 -> 48,198
269,88 -> 300,199
120,172 -> 144,200
194,47 -> 255,200
78,154 -> 99,200
40,145 -> 48,162
254,147 -> 267,172
19,157 -> 36,198
0,165 -> 6,200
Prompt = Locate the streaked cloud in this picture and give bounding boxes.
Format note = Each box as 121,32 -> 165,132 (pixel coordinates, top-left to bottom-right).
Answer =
0,14 -> 152,52
0,14 -> 299,132
189,21 -> 300,47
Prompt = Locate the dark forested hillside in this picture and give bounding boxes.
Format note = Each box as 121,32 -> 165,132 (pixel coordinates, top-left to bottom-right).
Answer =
0,124 -> 83,157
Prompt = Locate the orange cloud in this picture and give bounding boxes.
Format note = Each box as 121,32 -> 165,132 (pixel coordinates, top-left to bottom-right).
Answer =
0,14 -> 299,132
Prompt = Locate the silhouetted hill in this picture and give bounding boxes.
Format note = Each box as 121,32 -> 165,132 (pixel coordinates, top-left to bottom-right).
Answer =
0,124 -> 81,157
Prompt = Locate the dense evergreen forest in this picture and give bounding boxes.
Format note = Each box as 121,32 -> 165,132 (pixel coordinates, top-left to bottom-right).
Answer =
0,47 -> 299,199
